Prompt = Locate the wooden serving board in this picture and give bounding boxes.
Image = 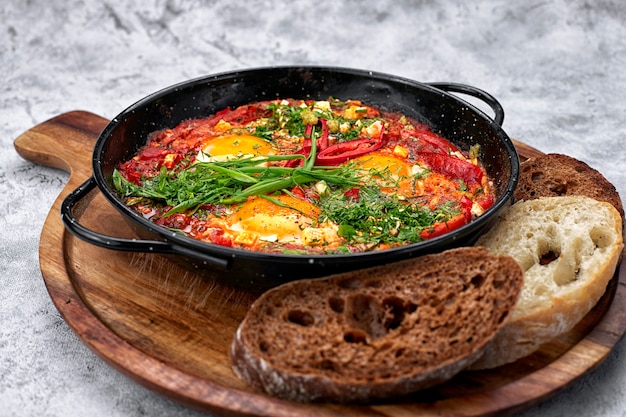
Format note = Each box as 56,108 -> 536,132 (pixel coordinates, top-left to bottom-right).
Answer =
14,111 -> 626,417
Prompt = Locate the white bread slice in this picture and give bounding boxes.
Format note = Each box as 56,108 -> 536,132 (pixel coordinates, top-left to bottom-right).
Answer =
471,195 -> 624,369
230,247 -> 523,403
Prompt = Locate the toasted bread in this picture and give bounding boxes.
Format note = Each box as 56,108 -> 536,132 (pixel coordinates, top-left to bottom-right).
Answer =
471,196 -> 623,369
515,153 -> 624,220
230,247 -> 523,402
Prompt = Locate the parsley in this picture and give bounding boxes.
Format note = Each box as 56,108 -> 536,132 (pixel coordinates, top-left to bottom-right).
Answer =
319,187 -> 459,246
265,100 -> 382,144
253,125 -> 273,141
267,102 -> 306,136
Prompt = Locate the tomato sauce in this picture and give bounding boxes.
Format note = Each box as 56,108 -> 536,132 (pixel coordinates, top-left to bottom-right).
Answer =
114,98 -> 495,254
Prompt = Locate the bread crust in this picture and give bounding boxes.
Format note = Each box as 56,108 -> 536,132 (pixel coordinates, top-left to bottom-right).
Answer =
515,153 -> 624,220
230,247 -> 523,402
471,196 -> 624,369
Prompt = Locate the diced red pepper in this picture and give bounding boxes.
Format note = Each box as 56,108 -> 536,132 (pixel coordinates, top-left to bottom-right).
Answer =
209,107 -> 233,122
162,153 -> 182,169
420,196 -> 473,240
417,152 -> 484,187
476,194 -> 495,211
207,228 -> 233,247
290,186 -> 306,198
154,213 -> 191,229
420,212 -> 468,240
118,159 -> 143,185
460,195 -> 473,222
137,146 -> 167,161
218,104 -> 270,125
343,188 -> 360,201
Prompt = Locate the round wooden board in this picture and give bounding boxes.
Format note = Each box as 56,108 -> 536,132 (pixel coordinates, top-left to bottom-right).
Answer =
15,111 -> 626,417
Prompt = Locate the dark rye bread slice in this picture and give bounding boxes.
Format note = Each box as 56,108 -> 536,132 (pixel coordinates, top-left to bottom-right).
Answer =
515,153 -> 624,219
230,247 -> 523,403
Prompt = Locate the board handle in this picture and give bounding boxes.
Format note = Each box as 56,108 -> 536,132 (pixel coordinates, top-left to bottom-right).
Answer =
428,82 -> 505,126
61,176 -> 231,270
13,111 -> 108,176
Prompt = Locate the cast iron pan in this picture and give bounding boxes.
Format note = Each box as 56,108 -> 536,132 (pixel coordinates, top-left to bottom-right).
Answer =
61,66 -> 519,290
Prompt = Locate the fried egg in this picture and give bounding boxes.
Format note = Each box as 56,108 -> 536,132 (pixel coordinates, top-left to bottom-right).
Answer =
199,134 -> 275,161
228,195 -> 322,243
350,152 -> 430,198
351,152 -> 412,177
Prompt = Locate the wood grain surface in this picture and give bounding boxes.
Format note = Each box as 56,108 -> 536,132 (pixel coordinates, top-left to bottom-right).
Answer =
14,111 -> 626,417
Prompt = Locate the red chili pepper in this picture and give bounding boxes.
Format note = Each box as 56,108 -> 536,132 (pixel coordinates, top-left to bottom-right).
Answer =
315,138 -> 382,166
412,130 -> 461,154
315,124 -> 385,166
417,152 -> 484,187
285,118 -> 334,167
304,124 -> 313,140
287,118 -> 382,167
284,136 -> 310,167
319,118 -> 329,150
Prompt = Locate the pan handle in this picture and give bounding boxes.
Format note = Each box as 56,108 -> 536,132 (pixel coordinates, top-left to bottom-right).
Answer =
61,177 -> 231,270
427,82 -> 505,126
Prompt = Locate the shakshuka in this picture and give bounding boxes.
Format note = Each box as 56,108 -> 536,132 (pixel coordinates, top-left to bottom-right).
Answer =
113,98 -> 495,254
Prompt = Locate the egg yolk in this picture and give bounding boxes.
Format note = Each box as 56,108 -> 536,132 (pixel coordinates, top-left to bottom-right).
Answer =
350,152 -> 414,195
229,195 -> 321,242
202,134 -> 274,157
351,152 -> 412,177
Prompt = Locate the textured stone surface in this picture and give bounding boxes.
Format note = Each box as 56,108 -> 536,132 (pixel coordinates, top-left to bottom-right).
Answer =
2,1 -> 625,416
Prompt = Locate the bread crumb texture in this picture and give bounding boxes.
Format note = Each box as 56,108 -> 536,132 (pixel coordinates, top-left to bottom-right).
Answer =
230,247 -> 523,402
472,195 -> 624,369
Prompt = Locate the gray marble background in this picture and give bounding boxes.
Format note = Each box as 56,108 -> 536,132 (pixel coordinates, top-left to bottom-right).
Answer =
2,1 -> 625,416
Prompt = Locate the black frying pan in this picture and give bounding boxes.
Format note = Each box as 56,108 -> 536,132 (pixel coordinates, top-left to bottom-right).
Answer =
61,66 -> 519,290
